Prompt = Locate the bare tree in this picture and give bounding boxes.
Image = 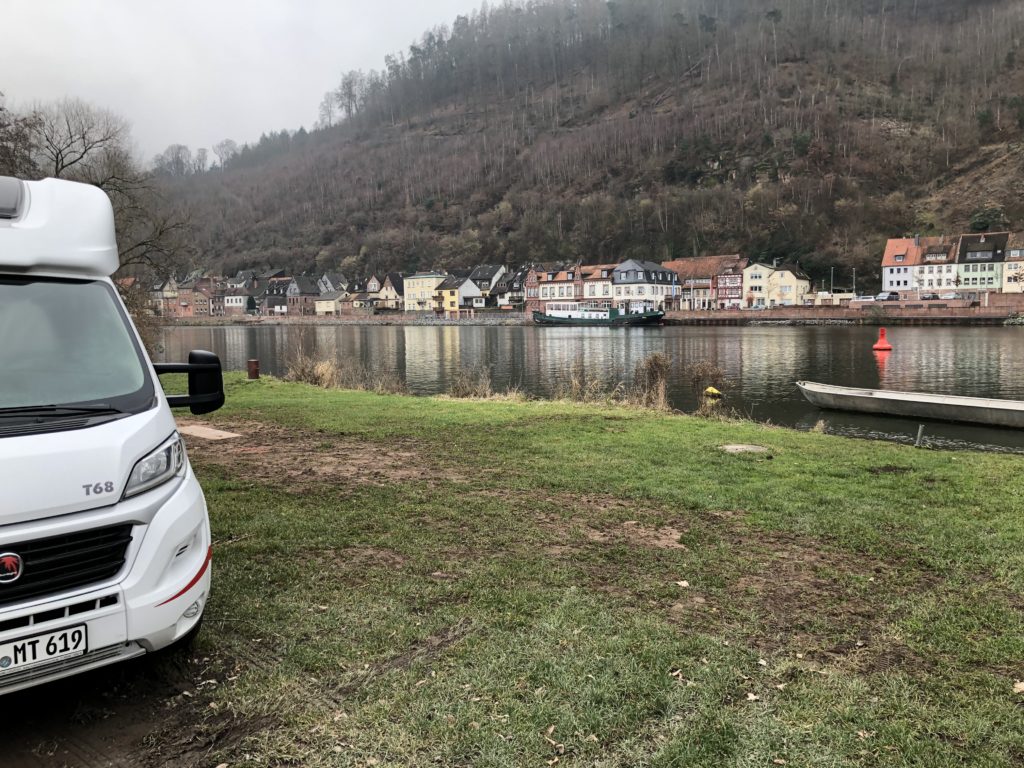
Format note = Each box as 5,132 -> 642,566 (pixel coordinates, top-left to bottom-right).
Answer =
212,138 -> 238,167
0,93 -> 40,177
34,98 -> 129,179
317,92 -> 337,129
193,147 -> 208,174
29,98 -> 189,273
153,144 -> 193,177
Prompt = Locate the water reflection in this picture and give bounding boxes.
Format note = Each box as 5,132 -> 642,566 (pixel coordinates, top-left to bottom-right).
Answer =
160,324 -> 1024,453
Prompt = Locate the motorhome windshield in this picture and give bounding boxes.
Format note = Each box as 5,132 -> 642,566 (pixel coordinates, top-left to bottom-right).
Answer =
0,277 -> 154,414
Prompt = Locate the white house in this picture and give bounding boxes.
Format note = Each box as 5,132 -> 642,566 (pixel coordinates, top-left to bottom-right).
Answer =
611,259 -> 679,311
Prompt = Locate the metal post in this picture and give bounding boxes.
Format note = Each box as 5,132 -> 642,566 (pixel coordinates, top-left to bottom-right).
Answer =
915,424 -> 925,448
247,359 -> 260,380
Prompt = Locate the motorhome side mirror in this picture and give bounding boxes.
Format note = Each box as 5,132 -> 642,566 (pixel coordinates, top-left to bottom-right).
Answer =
154,349 -> 225,415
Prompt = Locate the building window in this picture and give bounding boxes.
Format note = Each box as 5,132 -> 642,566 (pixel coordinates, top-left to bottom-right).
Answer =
895,254 -> 905,262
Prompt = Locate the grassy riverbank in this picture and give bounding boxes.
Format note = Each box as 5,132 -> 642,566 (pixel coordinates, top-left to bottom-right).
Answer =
174,376 -> 1023,766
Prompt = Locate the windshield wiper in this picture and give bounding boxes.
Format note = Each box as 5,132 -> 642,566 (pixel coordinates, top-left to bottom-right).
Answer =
0,403 -> 126,417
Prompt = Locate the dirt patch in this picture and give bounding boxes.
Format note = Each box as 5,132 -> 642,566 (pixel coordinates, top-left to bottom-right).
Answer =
581,521 -> 688,550
178,418 -> 466,491
536,493 -> 691,553
305,546 -> 409,571
545,504 -> 935,671
143,711 -> 280,768
6,651 -> 221,768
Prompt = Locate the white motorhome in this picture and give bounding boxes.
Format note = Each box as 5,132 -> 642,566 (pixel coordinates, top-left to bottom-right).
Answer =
0,176 -> 224,694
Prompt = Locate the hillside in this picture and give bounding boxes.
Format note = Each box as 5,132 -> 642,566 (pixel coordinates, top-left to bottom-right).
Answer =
160,0 -> 1024,291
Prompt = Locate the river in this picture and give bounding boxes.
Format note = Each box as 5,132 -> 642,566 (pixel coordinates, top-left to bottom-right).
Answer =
159,324 -> 1024,454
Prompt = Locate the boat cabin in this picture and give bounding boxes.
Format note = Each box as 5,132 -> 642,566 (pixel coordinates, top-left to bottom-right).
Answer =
544,301 -> 619,320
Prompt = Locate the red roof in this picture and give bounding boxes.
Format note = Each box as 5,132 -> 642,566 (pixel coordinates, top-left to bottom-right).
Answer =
881,236 -> 952,268
581,263 -> 618,280
663,255 -> 747,280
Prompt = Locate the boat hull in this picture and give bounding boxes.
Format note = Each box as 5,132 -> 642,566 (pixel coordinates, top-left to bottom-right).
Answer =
532,310 -> 665,327
797,381 -> 1024,429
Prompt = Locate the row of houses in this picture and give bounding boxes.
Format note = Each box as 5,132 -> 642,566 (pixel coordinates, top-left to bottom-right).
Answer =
522,256 -> 811,313
147,256 -> 817,319
881,232 -> 1024,295
147,266 -> 533,318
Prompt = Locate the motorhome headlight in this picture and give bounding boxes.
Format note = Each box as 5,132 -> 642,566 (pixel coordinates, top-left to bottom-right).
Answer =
124,434 -> 185,498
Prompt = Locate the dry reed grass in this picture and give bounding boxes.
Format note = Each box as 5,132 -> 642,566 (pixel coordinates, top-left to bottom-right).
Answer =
448,365 -> 494,399
285,350 -> 406,394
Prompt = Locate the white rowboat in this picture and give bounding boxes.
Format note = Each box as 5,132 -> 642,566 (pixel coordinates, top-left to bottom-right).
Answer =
796,381 -> 1024,429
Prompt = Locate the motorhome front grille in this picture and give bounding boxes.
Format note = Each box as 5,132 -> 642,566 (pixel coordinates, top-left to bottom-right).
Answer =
0,524 -> 133,607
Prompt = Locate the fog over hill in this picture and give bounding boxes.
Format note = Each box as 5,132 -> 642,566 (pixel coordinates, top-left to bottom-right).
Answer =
158,0 -> 1024,291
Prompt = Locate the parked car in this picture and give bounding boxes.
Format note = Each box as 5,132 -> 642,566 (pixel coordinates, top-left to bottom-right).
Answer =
0,176 -> 225,695
939,292 -> 959,300
852,295 -> 876,302
875,291 -> 901,301
920,292 -> 940,300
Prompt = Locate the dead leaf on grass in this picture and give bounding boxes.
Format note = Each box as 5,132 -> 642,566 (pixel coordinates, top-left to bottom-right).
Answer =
675,580 -> 690,588
1014,680 -> 1024,694
746,692 -> 760,701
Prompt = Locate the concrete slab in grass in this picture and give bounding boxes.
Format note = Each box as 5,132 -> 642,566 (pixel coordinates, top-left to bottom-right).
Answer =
178,424 -> 241,441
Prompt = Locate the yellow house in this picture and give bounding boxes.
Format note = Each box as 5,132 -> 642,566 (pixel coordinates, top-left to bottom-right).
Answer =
435,276 -> 461,315
403,272 -> 447,311
314,291 -> 345,316
433,275 -> 482,316
742,262 -> 811,308
768,265 -> 811,306
1003,247 -> 1024,293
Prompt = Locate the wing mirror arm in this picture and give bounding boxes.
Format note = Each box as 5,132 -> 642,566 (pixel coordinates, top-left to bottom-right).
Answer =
154,350 -> 225,415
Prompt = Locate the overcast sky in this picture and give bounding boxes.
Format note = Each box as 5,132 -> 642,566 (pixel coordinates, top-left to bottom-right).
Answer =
2,0 -> 476,159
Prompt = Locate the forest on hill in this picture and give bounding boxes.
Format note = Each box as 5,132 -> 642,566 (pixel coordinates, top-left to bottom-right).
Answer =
157,0 -> 1024,290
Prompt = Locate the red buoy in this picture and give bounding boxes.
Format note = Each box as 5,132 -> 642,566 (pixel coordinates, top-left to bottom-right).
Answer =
872,327 -> 893,351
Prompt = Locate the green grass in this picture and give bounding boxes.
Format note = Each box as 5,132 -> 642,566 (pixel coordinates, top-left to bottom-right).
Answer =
177,375 -> 1024,766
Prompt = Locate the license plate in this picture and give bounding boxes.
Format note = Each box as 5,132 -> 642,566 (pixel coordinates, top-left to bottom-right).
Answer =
0,625 -> 88,676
